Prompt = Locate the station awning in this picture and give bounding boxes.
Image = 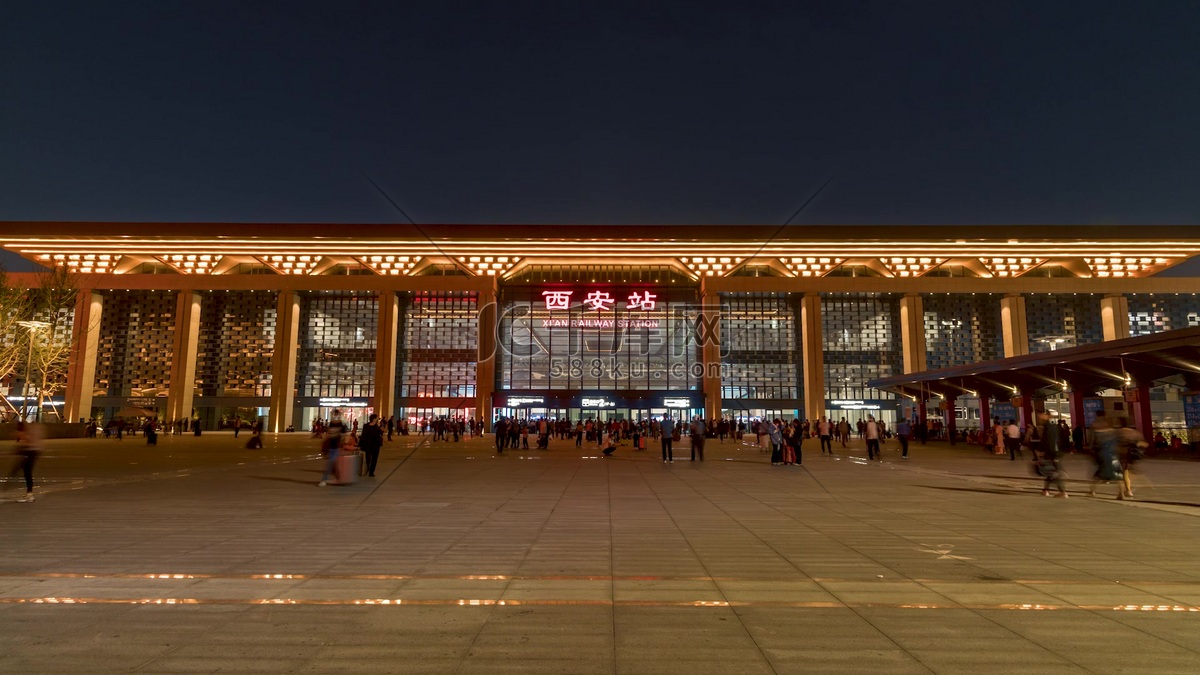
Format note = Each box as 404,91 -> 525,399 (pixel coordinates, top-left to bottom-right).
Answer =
868,327 -> 1200,400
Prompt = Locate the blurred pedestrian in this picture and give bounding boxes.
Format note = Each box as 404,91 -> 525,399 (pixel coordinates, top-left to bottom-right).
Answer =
895,417 -> 911,459
7,421 -> 43,503
1089,413 -> 1124,498
318,413 -> 347,487
1036,412 -> 1068,498
1116,417 -> 1146,500
865,415 -> 881,460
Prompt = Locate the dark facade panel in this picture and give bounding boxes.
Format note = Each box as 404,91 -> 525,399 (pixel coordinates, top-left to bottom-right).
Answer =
93,290 -> 176,397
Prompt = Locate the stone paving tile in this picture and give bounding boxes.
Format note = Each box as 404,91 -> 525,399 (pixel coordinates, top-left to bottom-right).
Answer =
4,434 -> 1200,673
759,648 -> 932,674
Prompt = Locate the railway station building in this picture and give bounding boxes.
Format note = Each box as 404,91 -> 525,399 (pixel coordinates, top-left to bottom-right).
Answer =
4,223 -> 1200,435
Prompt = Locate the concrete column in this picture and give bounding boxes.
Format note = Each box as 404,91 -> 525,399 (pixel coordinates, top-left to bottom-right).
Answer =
475,284 -> 498,424
64,290 -> 103,423
1019,393 -> 1034,430
1131,383 -> 1153,443
373,290 -> 399,420
269,290 -> 301,433
979,396 -> 991,429
800,294 -> 825,423
899,294 -> 927,374
1000,294 -> 1029,358
1101,294 -> 1131,341
166,291 -> 202,424
1070,384 -> 1089,425
701,289 -> 722,420
944,394 -> 957,445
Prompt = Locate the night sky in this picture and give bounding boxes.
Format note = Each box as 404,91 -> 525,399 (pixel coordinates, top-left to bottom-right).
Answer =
3,2 -> 1199,246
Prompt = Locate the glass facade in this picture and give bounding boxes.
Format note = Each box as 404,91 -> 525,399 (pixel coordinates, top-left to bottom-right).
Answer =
923,294 -> 1003,369
821,293 -> 902,401
1126,293 -> 1200,337
719,293 -> 800,401
296,291 -> 378,398
94,290 -> 177,397
1026,294 -> 1104,353
396,291 -> 478,400
196,291 -> 277,397
497,287 -> 700,392
64,273 -> 1200,429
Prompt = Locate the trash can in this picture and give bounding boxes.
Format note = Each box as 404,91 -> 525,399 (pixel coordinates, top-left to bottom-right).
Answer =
335,451 -> 360,484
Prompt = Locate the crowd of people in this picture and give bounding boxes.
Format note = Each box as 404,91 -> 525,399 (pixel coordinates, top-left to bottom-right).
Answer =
2,406 -> 1182,499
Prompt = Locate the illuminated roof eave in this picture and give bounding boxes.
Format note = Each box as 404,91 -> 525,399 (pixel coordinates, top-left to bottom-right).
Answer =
9,242 -> 1200,255
7,224 -> 1200,276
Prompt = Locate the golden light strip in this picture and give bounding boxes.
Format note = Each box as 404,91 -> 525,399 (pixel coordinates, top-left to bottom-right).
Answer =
11,236 -> 1200,257
14,246 -> 1200,261
155,254 -> 223,274
2,596 -> 1194,611
680,256 -> 742,277
353,255 -> 421,276
1085,256 -> 1175,278
255,255 -> 321,275
782,257 -> 845,277
15,243 -> 1198,255
979,257 -> 1045,277
36,253 -> 118,274
880,257 -> 945,277
456,255 -> 519,276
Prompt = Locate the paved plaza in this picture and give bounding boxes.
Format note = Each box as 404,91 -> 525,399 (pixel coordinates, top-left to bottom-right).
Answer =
2,431 -> 1200,674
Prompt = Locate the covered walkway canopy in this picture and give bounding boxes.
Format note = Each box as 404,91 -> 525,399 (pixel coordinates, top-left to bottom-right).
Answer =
869,327 -> 1200,439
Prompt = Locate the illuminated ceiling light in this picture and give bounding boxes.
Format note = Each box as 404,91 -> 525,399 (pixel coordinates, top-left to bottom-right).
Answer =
678,256 -> 740,277
780,256 -> 845,277
979,257 -> 1045,278
461,256 -> 520,277
43,253 -> 118,274
255,255 -> 322,275
880,257 -> 945,277
1085,256 -> 1177,278
353,255 -> 422,276
156,254 -> 223,274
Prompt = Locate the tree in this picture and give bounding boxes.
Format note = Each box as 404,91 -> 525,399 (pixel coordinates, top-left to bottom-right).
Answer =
0,265 -> 79,421
0,268 -> 33,418
28,267 -> 80,421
